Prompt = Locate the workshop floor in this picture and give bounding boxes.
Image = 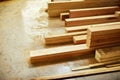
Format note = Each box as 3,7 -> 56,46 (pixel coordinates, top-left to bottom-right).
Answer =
0,0 -> 120,80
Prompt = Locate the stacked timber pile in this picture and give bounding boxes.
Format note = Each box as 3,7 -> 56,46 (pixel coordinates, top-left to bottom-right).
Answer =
31,0 -> 120,79
95,46 -> 120,62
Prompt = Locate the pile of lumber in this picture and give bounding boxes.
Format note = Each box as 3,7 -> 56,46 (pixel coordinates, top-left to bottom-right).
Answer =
30,24 -> 120,63
95,46 -> 120,62
86,24 -> 120,48
31,0 -> 120,79
48,0 -> 119,17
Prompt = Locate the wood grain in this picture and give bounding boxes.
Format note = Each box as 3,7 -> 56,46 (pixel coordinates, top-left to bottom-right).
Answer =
48,0 -> 119,17
69,6 -> 120,18
30,44 -> 94,63
45,31 -> 86,44
65,14 -> 120,27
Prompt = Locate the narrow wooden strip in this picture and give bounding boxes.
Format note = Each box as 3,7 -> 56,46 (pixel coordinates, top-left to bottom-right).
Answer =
65,25 -> 88,33
69,6 -> 120,18
30,44 -> 94,63
73,35 -> 86,44
72,59 -> 120,71
33,66 -> 120,80
60,12 -> 69,20
65,14 -> 120,27
65,22 -> 120,33
45,31 -> 86,45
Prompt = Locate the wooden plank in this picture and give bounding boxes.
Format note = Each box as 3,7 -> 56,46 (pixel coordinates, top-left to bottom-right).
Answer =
69,6 -> 120,18
32,66 -> 120,80
106,63 -> 120,68
30,25 -> 120,64
95,46 -> 120,62
95,55 -> 120,62
48,0 -> 119,17
45,31 -> 86,45
73,35 -> 86,44
65,25 -> 88,33
65,22 -> 120,33
72,59 -> 120,71
65,14 -> 120,27
30,44 -> 94,63
96,46 -> 120,59
86,24 -> 120,48
60,12 -> 69,20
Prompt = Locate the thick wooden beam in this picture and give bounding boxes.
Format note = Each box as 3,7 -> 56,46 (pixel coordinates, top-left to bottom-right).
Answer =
48,0 -> 119,17
32,66 -> 120,80
65,14 -> 120,27
73,35 -> 86,44
60,12 -> 69,20
30,44 -> 94,63
45,31 -> 86,45
69,6 -> 120,18
86,25 -> 120,48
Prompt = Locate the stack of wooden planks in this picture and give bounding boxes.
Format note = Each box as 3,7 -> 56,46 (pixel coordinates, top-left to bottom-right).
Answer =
64,6 -> 120,27
95,46 -> 120,62
31,0 -> 120,79
86,24 -> 120,48
30,24 -> 120,63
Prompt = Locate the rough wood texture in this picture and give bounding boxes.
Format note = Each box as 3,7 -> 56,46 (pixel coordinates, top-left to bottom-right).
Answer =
73,35 -> 86,44
45,31 -> 86,44
60,12 -> 69,20
33,66 -> 120,80
65,14 -> 120,27
30,44 -> 94,63
69,6 -> 120,18
48,0 -> 119,17
95,46 -> 120,62
86,25 -> 120,48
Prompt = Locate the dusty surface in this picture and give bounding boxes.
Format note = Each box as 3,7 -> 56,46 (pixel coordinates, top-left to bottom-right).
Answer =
0,0 -> 120,80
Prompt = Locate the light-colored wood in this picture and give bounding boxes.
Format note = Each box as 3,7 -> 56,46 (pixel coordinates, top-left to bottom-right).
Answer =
65,22 -> 120,33
33,66 -> 120,80
45,31 -> 86,44
65,14 -> 120,27
65,25 -> 88,33
30,44 -> 94,63
86,25 -> 120,48
1,1 -> 119,80
95,46 -> 120,62
72,59 -> 120,71
69,6 -> 120,18
60,12 -> 69,20
106,63 -> 120,68
73,35 -> 86,44
95,55 -> 120,62
96,46 -> 120,59
48,0 -> 119,17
